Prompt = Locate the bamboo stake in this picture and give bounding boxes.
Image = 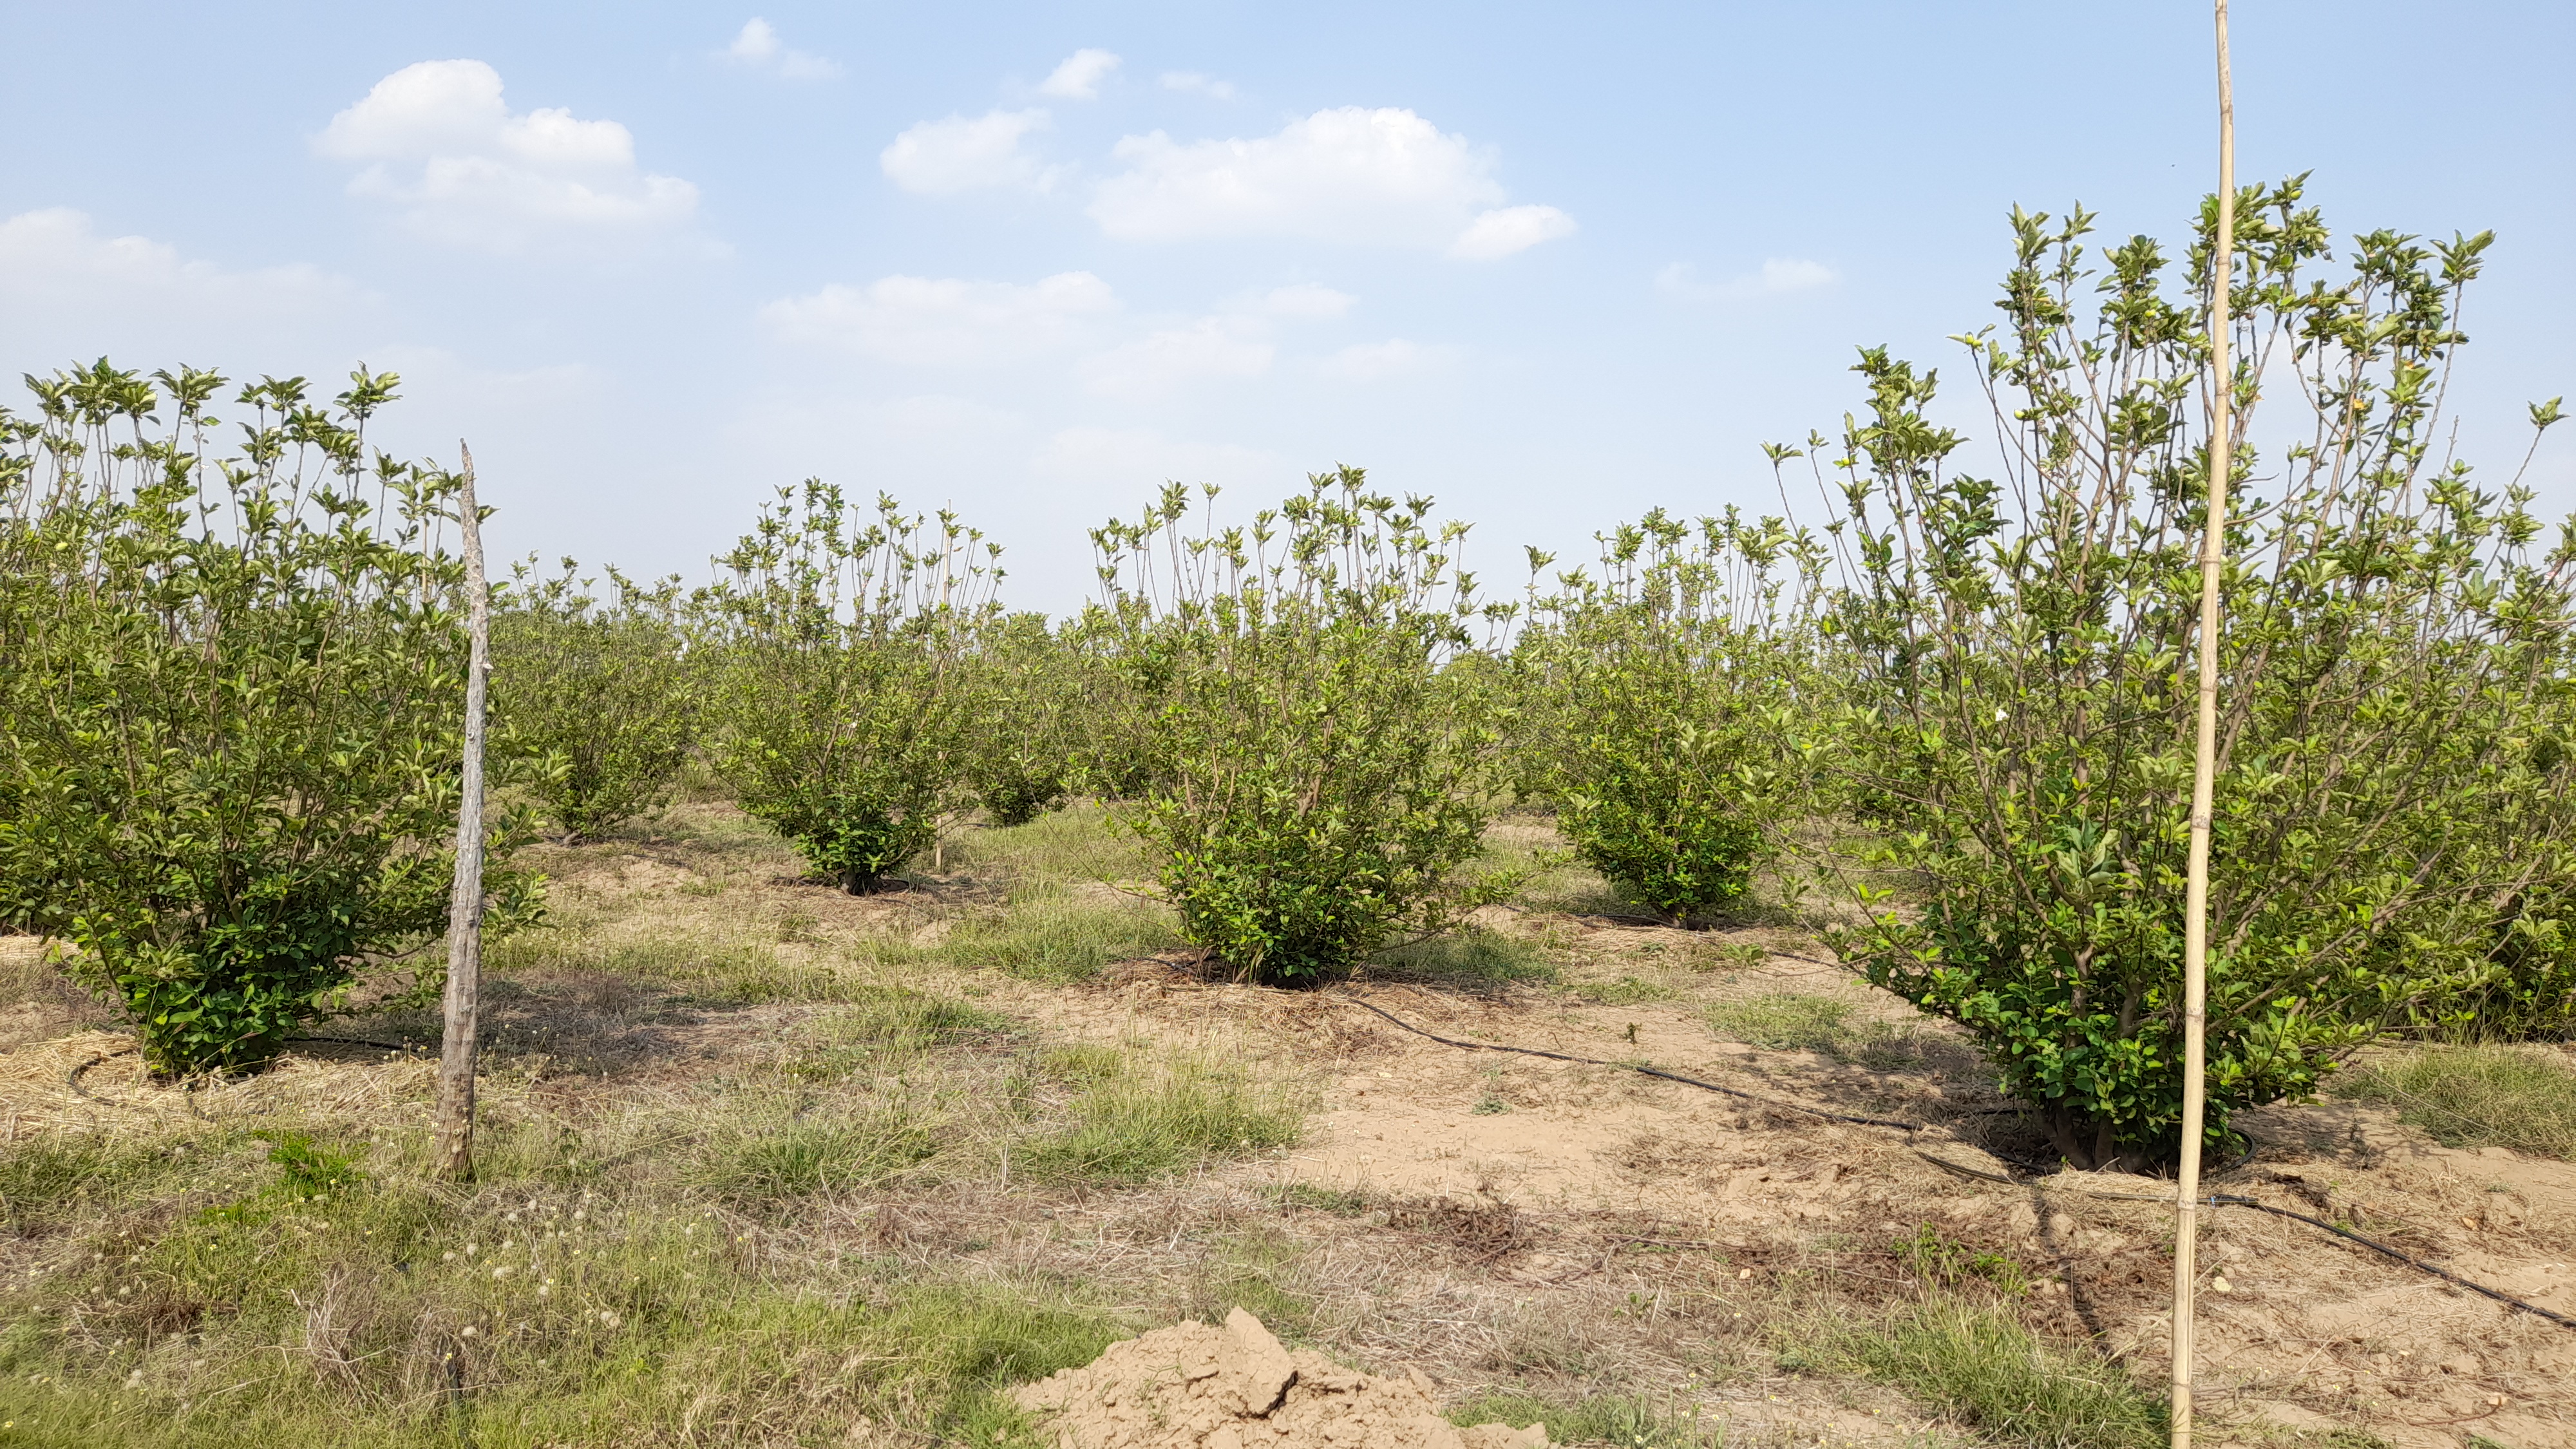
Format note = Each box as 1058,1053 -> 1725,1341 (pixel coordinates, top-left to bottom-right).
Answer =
433,442 -> 491,1181
2172,6 -> 2235,1444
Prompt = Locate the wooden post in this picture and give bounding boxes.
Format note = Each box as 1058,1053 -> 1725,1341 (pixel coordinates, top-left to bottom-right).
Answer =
2172,6 -> 2235,1445
433,442 -> 492,1181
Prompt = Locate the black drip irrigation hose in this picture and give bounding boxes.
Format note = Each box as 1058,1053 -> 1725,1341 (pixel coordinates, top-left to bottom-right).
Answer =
64,1045 -> 140,1104
1912,1150 -> 2576,1332
292,1034 -> 428,1054
1340,994 -> 1964,1132
1344,994 -> 2576,1333
2213,1197 -> 2576,1329
62,1034 -> 428,1105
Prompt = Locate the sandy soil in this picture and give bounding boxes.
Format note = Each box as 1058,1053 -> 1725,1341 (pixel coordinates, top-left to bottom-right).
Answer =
9,838 -> 2575,1448
1006,909 -> 2576,1449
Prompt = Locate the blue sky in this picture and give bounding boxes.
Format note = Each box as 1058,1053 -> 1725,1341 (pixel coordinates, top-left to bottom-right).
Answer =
4,1 -> 2569,611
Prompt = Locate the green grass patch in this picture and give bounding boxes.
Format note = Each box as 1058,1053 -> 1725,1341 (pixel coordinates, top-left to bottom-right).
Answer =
1187,1229 -> 1316,1338
943,801 -> 1159,884
1018,1050 -> 1300,1184
1269,1182 -> 1370,1215
1777,1296 -> 2164,1448
688,1108 -> 942,1202
0,1260 -> 1113,1448
1446,1389 -> 1719,1448
783,980 -> 1015,1062
2331,1045 -> 2576,1159
485,928 -> 838,1004
0,1134 -> 1119,1448
1892,1223 -> 2028,1295
911,896 -> 1188,985
0,1132 -> 202,1233
1368,928 -> 1559,988
1572,974 -> 1676,1005
1705,992 -> 1855,1052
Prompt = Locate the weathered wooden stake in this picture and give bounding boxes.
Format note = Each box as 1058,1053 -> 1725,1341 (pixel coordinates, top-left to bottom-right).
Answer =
433,442 -> 491,1181
2172,6 -> 2235,1444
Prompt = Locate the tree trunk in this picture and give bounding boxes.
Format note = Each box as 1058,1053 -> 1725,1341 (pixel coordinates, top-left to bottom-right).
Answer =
433,443 -> 491,1181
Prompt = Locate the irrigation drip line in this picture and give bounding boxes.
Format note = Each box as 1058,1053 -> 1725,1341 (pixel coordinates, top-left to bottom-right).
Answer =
1339,996 -> 2572,1331
291,1034 -> 427,1054
65,1045 -> 140,1104
64,1034 -> 426,1106
1340,994 -> 1938,1132
1913,1151 -> 2576,1332
2215,1198 -> 2576,1330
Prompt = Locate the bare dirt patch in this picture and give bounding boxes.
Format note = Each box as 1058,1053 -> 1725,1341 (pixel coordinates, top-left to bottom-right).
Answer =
1016,1307 -> 1548,1449
10,809 -> 2576,1447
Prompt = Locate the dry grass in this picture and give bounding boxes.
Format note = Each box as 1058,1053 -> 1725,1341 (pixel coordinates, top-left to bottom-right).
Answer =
1774,1294 -> 2166,1449
2330,1043 -> 2576,1159
15,800 -> 2531,1448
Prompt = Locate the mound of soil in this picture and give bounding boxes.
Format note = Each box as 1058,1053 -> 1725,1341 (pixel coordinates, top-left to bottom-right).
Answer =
1014,1307 -> 1548,1449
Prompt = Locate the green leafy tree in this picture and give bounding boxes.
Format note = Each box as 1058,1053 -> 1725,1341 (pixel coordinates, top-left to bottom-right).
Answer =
492,558 -> 699,843
1808,181 -> 2575,1168
1515,508 -> 1823,920
1091,470 -> 1515,985
0,361 -> 542,1074
967,611 -> 1079,827
703,484 -> 996,892
1059,602 -> 1178,804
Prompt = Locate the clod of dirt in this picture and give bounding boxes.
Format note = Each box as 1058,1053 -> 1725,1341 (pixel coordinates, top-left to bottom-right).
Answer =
1015,1307 -> 1548,1449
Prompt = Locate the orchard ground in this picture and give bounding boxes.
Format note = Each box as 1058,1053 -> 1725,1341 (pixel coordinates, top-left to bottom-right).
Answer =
3,797 -> 2573,1448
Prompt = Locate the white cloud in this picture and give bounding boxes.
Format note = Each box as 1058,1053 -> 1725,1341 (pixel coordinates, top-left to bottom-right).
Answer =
1159,71 -> 1236,100
1656,258 -> 1837,301
880,109 -> 1056,194
759,271 -> 1117,365
724,19 -> 842,80
1066,284 -> 1350,399
1088,106 -> 1571,258
1038,48 -> 1121,100
0,209 -> 366,321
1320,338 -> 1459,381
315,60 -> 699,252
0,209 -> 384,372
1077,319 -> 1274,401
1033,426 -> 1285,493
1245,283 -> 1355,318
1448,204 -> 1578,260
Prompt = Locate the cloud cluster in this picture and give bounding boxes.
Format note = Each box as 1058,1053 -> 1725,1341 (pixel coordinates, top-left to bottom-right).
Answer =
1076,319 -> 1273,401
1,209 -> 363,317
880,109 -> 1057,195
1038,48 -> 1121,100
0,209 -> 396,387
316,60 -> 698,252
875,69 -> 1569,261
1089,107 -> 1569,258
761,266 -> 1416,401
759,271 -> 1117,365
1656,258 -> 1836,301
724,18 -> 841,80
878,48 -> 1133,196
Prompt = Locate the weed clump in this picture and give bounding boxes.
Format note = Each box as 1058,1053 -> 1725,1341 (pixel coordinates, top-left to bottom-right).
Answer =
1778,1297 -> 2164,1448
1018,1049 -> 1299,1184
1705,992 -> 1854,1053
1448,1389 -> 1718,1448
690,1110 -> 941,1202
